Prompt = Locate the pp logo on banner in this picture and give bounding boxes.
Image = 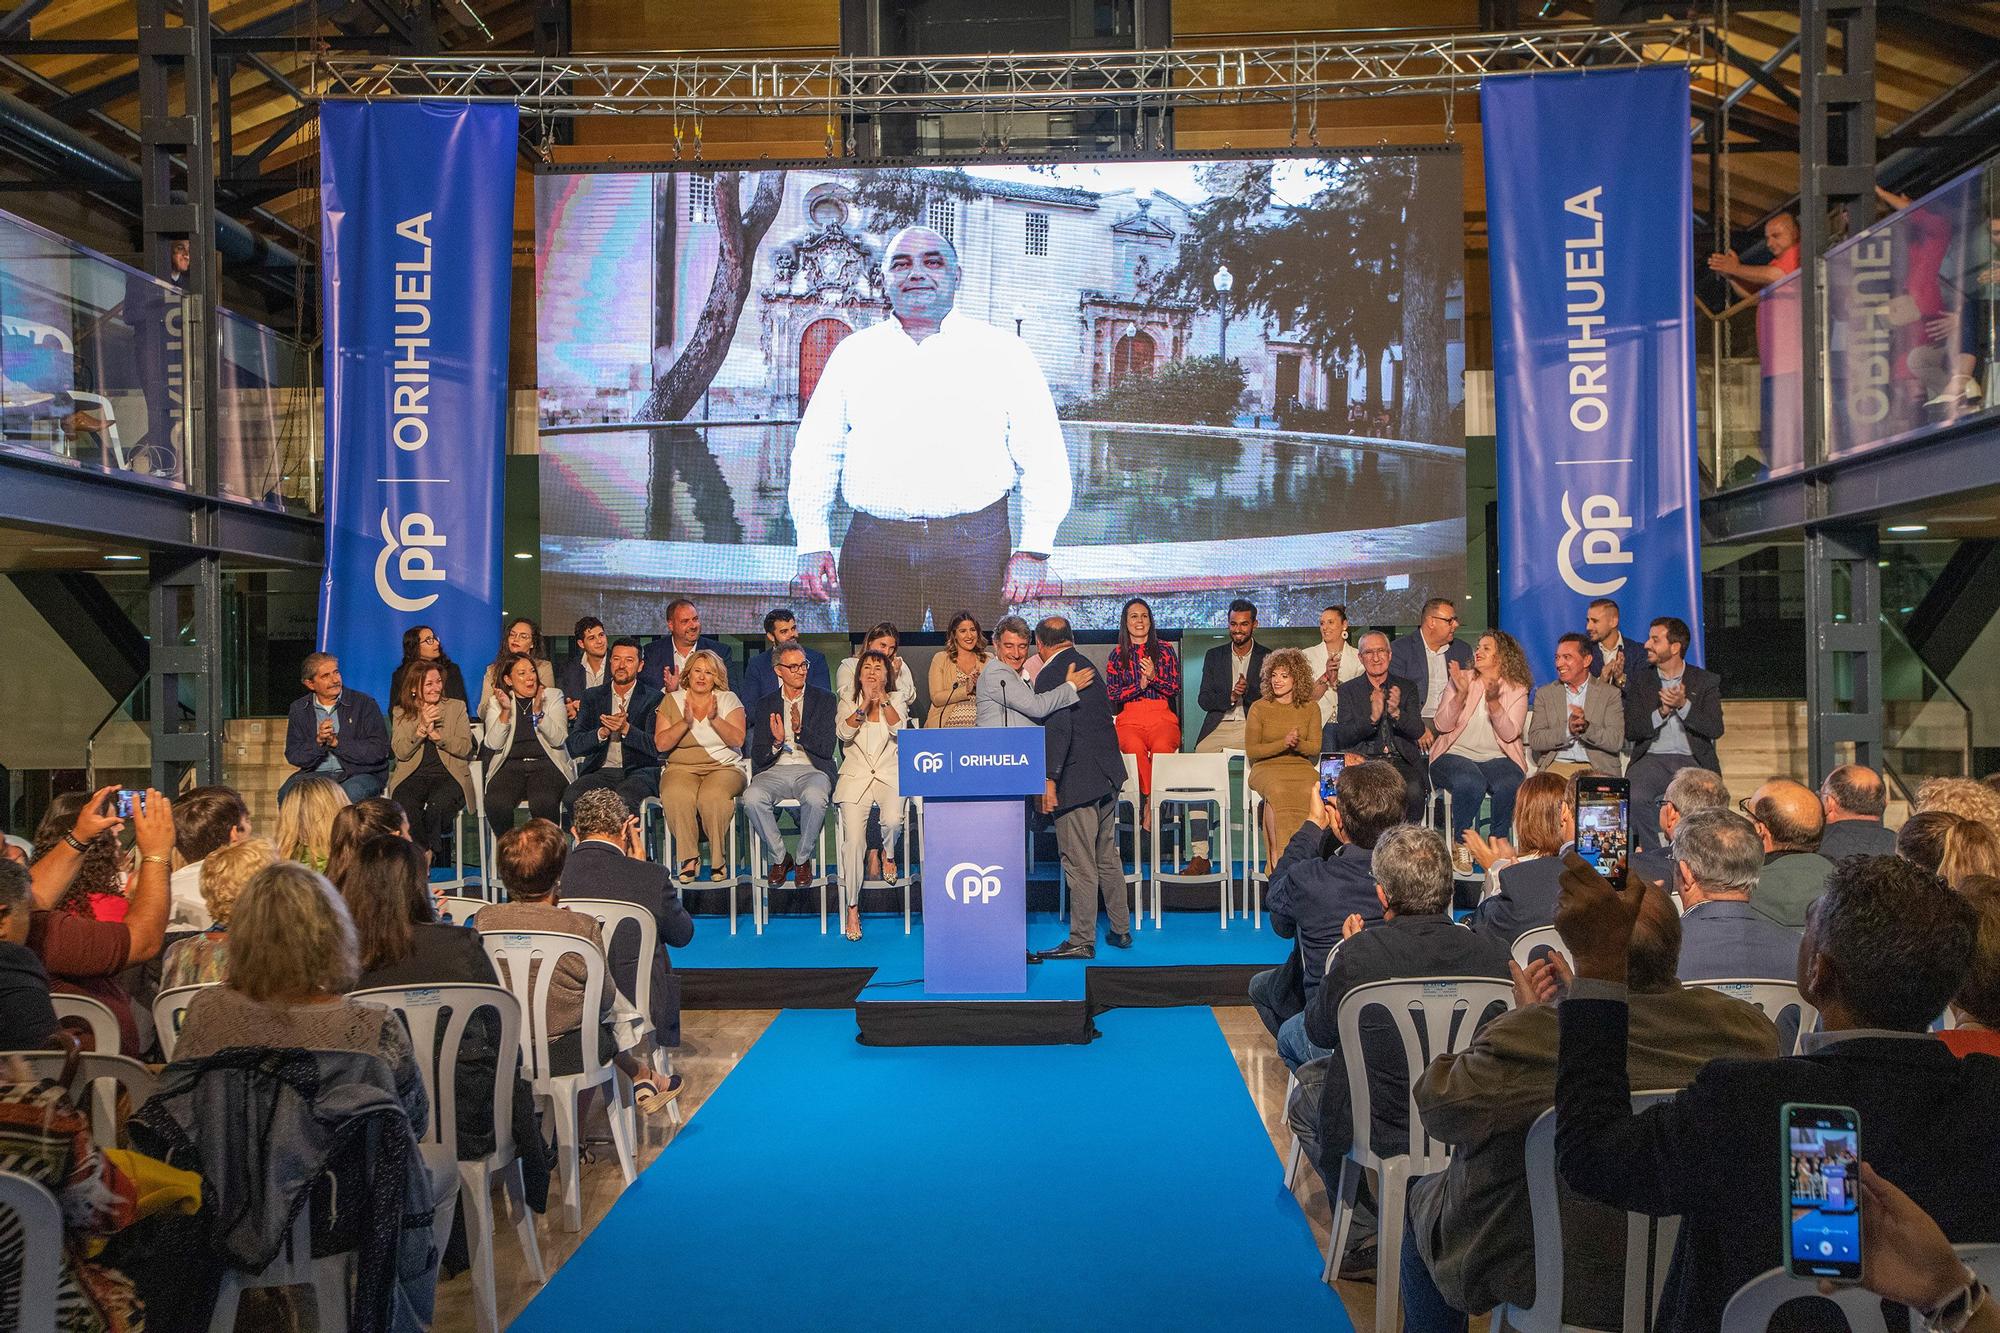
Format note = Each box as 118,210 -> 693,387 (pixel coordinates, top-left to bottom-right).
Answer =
944,861 -> 1003,905
913,751 -> 945,775
1557,492 -> 1633,598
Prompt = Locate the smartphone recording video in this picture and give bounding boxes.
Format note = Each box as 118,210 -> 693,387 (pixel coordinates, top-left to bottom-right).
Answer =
1784,1104 -> 1863,1281
1572,775 -> 1630,890
1318,753 -> 1347,803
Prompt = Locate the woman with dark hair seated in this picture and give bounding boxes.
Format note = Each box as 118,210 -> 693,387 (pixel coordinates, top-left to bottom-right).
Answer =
480,651 -> 574,844
324,796 -> 411,891
388,623 -> 469,709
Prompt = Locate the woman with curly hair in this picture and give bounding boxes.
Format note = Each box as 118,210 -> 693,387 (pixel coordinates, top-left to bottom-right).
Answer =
1246,646 -> 1320,873
1428,628 -> 1534,869
31,791 -> 125,920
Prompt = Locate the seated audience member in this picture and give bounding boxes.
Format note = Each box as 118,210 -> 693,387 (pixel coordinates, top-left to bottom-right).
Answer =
1944,874 -> 2000,1058
1623,617 -> 1724,853
1526,633 -> 1623,780
157,837 -> 277,989
1464,771 -> 1571,945
744,641 -> 838,890
481,650 -> 574,845
1817,763 -> 1899,859
31,792 -> 128,922
976,614 -> 1088,728
479,615 -> 556,710
388,622 -> 469,709
1,836 -> 24,863
741,607 -> 832,722
476,821 -> 677,1113
927,611 -> 988,729
388,659 -> 477,862
1251,761 -> 1407,1053
30,789 -> 172,1052
835,651 -> 908,941
1399,881 -> 1777,1333
1195,599 -> 1268,755
1628,767 -> 1729,893
838,622 -> 917,718
1937,818 -> 2000,889
1247,648 -> 1321,875
167,785 -> 250,929
653,648 -> 746,884
1330,631 -> 1428,821
1897,808 -> 1964,877
1670,809 -> 1805,981
1107,597 -> 1182,831
274,773 -> 349,871
640,596 -> 730,694
1916,775 -> 2000,832
556,616 -> 609,719
21,788 -> 122,911
0,860 -> 57,1049
172,860 -> 427,1125
281,651 -> 390,803
1550,852 -> 1999,1332
1742,778 -> 1837,927
562,791 -> 695,1054
1427,630 -> 1533,867
563,638 -> 664,814
1303,604 -> 1364,729
324,796 -> 411,890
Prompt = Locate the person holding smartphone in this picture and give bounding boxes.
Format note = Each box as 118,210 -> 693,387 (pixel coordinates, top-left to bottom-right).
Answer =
560,788 -> 697,1057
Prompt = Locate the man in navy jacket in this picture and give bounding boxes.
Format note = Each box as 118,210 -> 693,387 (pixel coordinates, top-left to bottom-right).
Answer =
561,790 -> 696,1049
1034,616 -> 1130,961
639,597 -> 733,692
563,638 -> 664,814
744,642 -> 840,888
1388,598 -> 1473,739
739,608 -> 831,724
281,652 -> 389,801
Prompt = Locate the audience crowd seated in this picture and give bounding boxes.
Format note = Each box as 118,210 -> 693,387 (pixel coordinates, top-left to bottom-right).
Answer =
158,836 -> 276,989
388,657 -> 478,862
1945,873 -> 2000,1058
168,784 -> 250,928
30,791 -> 128,923
1917,775 -> 2000,830
274,772 -> 349,870
562,790 -> 696,1054
281,651 -> 390,803
1899,808 -> 2000,889
1629,765 -> 1730,891
325,796 -> 413,889
1667,808 -> 1806,983
1817,762 -> 1899,858
0,860 -> 56,1050
1739,778 -> 1837,927
1462,770 -> 1570,945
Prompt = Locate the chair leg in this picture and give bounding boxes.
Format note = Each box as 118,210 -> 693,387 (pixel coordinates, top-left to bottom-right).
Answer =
502,1158 -> 547,1284
605,1077 -> 639,1186
551,1093 -> 583,1232
207,1277 -> 243,1333
1325,1158 -> 1361,1286
460,1164 -> 501,1333
1376,1161 -> 1408,1333
312,1254 -> 352,1333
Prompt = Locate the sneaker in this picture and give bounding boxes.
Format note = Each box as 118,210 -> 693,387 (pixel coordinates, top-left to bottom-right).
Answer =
1338,1242 -> 1380,1284
1451,846 -> 1476,877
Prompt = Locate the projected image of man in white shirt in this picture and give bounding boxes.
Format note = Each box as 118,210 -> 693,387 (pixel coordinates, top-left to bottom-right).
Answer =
789,225 -> 1073,630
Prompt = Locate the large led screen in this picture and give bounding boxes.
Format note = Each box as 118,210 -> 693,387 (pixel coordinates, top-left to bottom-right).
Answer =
536,152 -> 1467,633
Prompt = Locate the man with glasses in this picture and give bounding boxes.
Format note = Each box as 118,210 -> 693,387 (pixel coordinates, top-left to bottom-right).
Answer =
744,642 -> 839,891
1625,615 -> 1724,853
1330,631 -> 1429,821
1390,597 -> 1474,746
1628,766 -> 1729,892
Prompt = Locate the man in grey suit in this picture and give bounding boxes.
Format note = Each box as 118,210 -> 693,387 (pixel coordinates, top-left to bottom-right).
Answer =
975,615 -> 1091,728
1526,633 -> 1623,779
1032,616 -> 1131,960
1818,764 -> 1899,860
1671,809 -> 1804,982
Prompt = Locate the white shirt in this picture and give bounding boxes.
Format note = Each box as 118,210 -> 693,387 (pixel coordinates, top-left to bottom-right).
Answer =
582,656 -> 607,691
1302,640 -> 1364,726
1450,695 -> 1506,763
671,688 -> 747,767
1555,681 -> 1591,763
1423,642 -> 1450,720
601,682 -> 635,768
773,686 -> 810,767
169,861 -> 211,930
1227,647 -> 1254,722
835,656 -> 918,717
788,310 -> 1074,554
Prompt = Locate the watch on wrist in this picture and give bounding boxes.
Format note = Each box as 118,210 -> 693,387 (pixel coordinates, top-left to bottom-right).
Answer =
62,831 -> 89,853
1927,1270 -> 1986,1333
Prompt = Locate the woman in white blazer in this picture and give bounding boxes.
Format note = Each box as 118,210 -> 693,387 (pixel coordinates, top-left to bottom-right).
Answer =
834,650 -> 905,941
480,651 -> 574,842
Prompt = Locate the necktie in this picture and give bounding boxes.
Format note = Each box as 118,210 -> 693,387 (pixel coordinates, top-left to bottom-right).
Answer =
791,701 -> 802,740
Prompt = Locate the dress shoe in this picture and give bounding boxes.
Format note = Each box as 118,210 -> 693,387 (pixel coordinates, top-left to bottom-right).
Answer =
1182,855 -> 1214,877
794,859 -> 815,890
1038,940 -> 1095,961
1338,1242 -> 1380,1284
1106,931 -> 1133,949
767,856 -> 794,888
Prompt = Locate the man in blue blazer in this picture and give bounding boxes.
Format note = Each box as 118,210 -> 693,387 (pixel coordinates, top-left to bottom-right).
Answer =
1388,597 -> 1473,740
563,639 -> 664,814
744,642 -> 840,889
281,651 -> 390,802
1328,631 -> 1429,821
562,789 -> 696,1050
1670,809 -> 1805,981
1034,616 -> 1131,961
639,597 -> 733,692
739,608 -> 831,724
556,616 -> 609,719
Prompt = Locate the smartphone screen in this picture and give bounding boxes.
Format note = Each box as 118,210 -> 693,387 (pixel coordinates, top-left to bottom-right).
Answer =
1784,1104 -> 1862,1280
1318,753 -> 1347,803
1572,775 -> 1630,890
116,789 -> 141,819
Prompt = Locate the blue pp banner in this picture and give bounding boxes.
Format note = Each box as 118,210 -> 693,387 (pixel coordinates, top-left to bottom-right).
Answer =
923,798 -> 1028,995
317,101 -> 517,707
1483,67 -> 1703,674
900,726 -> 1047,799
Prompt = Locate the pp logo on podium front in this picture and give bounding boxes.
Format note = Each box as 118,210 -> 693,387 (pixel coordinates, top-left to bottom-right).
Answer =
913,751 -> 945,775
943,861 -> 1003,905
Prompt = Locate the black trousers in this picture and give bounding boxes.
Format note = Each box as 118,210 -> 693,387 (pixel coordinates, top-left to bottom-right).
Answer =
394,771 -> 467,862
838,495 -> 1009,632
484,757 -> 567,841
562,765 -> 663,820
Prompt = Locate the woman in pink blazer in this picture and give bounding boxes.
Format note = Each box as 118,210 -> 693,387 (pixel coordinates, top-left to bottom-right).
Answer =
1427,629 -> 1534,864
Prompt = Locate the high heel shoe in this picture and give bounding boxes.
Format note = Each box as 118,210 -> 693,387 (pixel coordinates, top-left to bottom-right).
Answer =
677,859 -> 699,884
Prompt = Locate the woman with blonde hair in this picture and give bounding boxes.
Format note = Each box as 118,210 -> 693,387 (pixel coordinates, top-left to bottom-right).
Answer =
273,774 -> 350,872
1428,628 -> 1534,869
1245,646 -> 1320,873
157,836 -> 278,987
1939,818 -> 2000,890
654,646 -> 747,882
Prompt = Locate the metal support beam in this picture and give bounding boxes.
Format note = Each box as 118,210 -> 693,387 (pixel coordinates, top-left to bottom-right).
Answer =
148,552 -> 224,788
1804,526 -> 1883,781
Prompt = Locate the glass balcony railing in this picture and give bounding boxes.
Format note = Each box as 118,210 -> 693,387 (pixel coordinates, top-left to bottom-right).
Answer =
1703,266 -> 1804,492
1880,616 -> 1973,800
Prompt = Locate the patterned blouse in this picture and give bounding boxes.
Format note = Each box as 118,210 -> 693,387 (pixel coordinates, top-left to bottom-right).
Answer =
1106,643 -> 1181,706
159,928 -> 230,990
0,1078 -> 141,1333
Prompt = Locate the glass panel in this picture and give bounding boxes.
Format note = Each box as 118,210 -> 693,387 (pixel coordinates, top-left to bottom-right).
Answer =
216,308 -> 320,514
1707,264 -> 1803,490
1880,617 -> 1972,797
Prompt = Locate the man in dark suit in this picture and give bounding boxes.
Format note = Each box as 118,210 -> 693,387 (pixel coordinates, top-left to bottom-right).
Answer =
639,597 -> 733,692
563,638 -> 663,814
1329,631 -> 1428,822
1624,616 -> 1724,853
562,790 -> 696,1052
743,641 -> 839,889
1550,851 -> 1998,1333
739,608 -> 832,724
556,616 -> 609,721
1389,597 -> 1474,742
1193,598 -> 1268,753
281,651 -> 390,802
1033,615 -> 1130,961
1818,764 -> 1899,860
1627,766 -> 1729,893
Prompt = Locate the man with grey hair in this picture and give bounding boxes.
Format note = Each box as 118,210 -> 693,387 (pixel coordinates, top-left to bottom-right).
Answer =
281,650 -> 389,802
975,614 -> 1093,727
1671,807 -> 1805,983
788,224 -> 1073,630
1818,763 -> 1897,859
1629,766 -> 1729,892
562,789 -> 696,1051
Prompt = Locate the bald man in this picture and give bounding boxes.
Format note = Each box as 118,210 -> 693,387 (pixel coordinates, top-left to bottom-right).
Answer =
1818,764 -> 1898,860
1742,779 -> 1835,927
788,224 -> 1073,631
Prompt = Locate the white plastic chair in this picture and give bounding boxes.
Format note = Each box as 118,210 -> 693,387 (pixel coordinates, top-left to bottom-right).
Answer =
1148,752 -> 1234,929
749,796 -> 839,934
209,1203 -> 354,1333
151,983 -> 215,1062
1243,777 -> 1268,929
2,1052 -> 155,1151
642,794 -> 742,931
1493,1092 -> 1682,1333
1324,977 -> 1514,1332
436,894 -> 491,927
1689,979 -> 1820,1056
562,897 -> 681,1126
479,929 -> 639,1231
832,797 -> 916,935
1281,1066 -> 1307,1190
353,983 -> 545,1333
1510,925 -> 1574,972
52,993 -> 122,1132
0,1169 -> 62,1333
1718,1244 -> 2000,1333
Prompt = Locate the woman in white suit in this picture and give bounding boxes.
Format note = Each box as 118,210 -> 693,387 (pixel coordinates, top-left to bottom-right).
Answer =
480,651 -> 574,843
834,650 -> 905,941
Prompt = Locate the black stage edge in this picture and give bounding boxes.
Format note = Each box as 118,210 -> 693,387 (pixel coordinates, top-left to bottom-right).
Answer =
681,967 -> 876,1010
854,998 -> 1093,1046
1087,962 -> 1263,1010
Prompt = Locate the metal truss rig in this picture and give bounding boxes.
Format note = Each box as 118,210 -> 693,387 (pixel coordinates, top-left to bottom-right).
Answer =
315,22 -> 1700,118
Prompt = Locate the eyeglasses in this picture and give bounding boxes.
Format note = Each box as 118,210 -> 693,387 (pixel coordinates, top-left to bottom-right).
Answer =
1737,797 -> 1763,822
1430,613 -> 1460,626
776,661 -> 808,672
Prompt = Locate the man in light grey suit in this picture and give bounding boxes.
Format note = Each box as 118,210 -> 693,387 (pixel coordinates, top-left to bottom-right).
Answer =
975,615 -> 1092,728
1671,809 -> 1805,982
1526,633 -> 1623,778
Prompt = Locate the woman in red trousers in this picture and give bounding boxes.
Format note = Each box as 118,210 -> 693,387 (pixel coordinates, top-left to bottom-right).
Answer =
1106,597 -> 1182,831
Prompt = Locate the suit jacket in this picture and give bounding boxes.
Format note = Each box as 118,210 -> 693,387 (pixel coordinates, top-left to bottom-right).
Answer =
739,645 -> 832,722
1409,985 -> 1778,1321
1526,679 -> 1624,772
1327,672 -> 1425,766
1555,995 -> 2000,1333
556,654 -> 608,705
640,634 -> 733,692
1817,818 -> 1898,861
285,690 -> 391,781
1751,850 -> 1834,928
1676,898 -> 1804,982
559,840 -> 695,1046
1466,855 -> 1564,948
1584,634 -> 1633,688
1036,646 -> 1125,813
975,654 -> 1077,728
1624,662 -> 1724,770
386,697 -> 477,808
750,685 -> 840,785
1388,632 -> 1474,719
479,687 -> 576,781
1195,641 -> 1270,742
834,710 -> 904,805
1628,846 -> 1677,893
1266,826 -> 1384,996
564,681 -> 665,777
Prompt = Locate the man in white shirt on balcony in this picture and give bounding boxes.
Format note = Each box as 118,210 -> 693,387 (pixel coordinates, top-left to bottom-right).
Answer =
789,225 -> 1072,632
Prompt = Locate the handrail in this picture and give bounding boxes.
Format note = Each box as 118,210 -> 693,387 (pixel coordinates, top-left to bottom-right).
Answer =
83,677 -> 148,788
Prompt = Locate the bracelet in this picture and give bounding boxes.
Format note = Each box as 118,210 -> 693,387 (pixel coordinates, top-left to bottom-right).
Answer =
140,854 -> 170,867
1927,1270 -> 1986,1333
62,832 -> 88,853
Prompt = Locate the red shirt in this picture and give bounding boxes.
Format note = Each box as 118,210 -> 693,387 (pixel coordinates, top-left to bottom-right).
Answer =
1106,643 -> 1181,706
28,909 -> 136,1053
1941,1027 -> 2000,1059
1755,243 -> 1803,377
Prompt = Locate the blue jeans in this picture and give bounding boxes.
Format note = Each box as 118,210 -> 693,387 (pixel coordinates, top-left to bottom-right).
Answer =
279,768 -> 384,804
1400,1212 -> 1470,1333
1429,753 -> 1525,843
1276,1009 -> 1332,1072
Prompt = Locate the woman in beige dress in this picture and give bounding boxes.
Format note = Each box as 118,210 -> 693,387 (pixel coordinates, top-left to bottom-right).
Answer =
654,648 -> 747,883
1245,647 -> 1320,873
